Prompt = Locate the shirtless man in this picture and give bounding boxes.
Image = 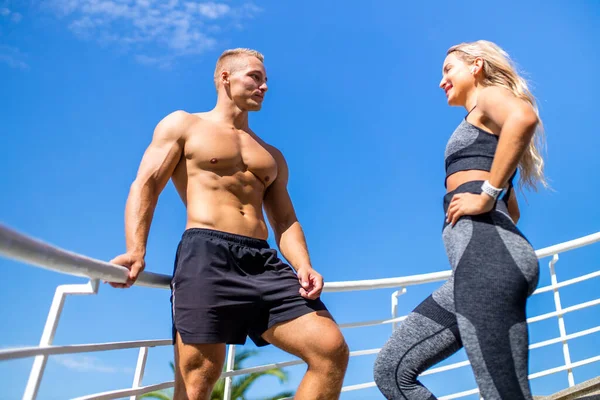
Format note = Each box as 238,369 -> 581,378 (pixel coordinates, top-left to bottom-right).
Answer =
109,48 -> 349,399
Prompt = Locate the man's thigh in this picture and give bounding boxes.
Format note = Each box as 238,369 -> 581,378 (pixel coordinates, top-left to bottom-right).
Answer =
249,251 -> 329,347
261,310 -> 346,360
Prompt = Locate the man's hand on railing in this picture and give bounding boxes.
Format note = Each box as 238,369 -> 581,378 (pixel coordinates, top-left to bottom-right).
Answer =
108,252 -> 146,288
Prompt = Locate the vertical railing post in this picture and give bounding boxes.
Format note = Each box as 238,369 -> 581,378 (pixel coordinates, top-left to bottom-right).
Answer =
130,346 -> 149,400
391,287 -> 407,331
549,254 -> 575,387
223,344 -> 236,400
23,279 -> 99,400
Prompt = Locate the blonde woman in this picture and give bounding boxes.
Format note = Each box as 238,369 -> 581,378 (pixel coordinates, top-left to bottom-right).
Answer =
373,40 -> 545,399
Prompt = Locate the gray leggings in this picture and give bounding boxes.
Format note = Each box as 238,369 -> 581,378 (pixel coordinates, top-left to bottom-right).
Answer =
374,181 -> 540,399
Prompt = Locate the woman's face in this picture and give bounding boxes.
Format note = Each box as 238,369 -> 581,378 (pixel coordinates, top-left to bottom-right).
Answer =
439,52 -> 476,107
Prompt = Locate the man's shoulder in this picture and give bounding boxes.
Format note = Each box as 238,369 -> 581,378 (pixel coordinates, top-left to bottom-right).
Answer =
154,110 -> 203,140
159,110 -> 199,127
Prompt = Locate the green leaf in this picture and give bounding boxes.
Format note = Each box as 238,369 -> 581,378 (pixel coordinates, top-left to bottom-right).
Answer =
230,349 -> 258,370
139,391 -> 172,400
232,368 -> 289,398
211,377 -> 225,398
259,391 -> 295,400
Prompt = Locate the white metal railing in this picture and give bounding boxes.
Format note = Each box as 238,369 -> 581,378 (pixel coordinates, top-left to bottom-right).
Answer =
1,222 -> 600,399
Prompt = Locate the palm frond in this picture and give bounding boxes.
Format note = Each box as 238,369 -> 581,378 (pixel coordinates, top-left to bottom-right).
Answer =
139,391 -> 172,400
232,368 -> 289,398
259,391 -> 294,400
231,349 -> 258,370
211,377 -> 225,398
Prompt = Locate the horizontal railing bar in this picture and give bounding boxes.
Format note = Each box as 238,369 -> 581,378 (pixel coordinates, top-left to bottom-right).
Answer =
0,339 -> 171,361
421,360 -> 471,376
221,359 -> 304,378
535,231 -> 600,259
527,297 -> 600,323
72,381 -> 174,400
338,316 -> 405,329
341,381 -> 377,392
346,348 -> 379,357
324,271 -> 451,292
530,325 -> 600,350
532,269 -> 600,295
0,224 -> 170,289
529,354 -> 600,379
439,388 -> 480,400
2,223 -> 599,293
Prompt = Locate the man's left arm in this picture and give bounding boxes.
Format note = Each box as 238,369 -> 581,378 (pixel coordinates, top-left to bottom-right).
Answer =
263,147 -> 323,300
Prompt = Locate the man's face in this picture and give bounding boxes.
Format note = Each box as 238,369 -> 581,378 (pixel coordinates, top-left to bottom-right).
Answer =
226,56 -> 268,112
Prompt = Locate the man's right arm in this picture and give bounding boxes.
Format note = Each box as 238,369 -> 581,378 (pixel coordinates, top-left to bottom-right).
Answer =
110,111 -> 187,288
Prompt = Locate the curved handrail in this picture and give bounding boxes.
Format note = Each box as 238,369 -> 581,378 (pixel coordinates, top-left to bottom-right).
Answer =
2,223 -> 600,292
0,224 -> 170,288
0,339 -> 171,361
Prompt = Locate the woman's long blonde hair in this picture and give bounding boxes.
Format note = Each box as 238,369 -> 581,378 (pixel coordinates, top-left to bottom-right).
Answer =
448,40 -> 547,191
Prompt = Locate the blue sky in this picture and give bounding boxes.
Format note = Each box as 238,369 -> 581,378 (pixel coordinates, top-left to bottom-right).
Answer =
1,0 -> 599,398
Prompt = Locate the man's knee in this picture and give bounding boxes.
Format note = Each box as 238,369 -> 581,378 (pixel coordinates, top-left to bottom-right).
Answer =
176,362 -> 222,400
183,363 -> 222,385
175,340 -> 225,400
306,329 -> 349,371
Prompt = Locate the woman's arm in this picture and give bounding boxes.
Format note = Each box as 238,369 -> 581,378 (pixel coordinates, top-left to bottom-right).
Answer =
507,189 -> 520,224
446,86 -> 538,226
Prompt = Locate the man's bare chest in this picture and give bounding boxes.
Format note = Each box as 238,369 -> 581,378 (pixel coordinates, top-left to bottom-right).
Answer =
184,128 -> 278,186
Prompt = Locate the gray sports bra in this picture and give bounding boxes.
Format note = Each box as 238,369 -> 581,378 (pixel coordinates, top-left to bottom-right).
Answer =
444,108 -> 515,196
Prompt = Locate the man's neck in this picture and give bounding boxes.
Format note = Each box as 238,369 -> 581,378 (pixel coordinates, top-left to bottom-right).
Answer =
212,97 -> 250,130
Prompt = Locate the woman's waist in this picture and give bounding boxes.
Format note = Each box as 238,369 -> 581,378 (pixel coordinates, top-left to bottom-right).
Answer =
445,170 -> 491,191
443,180 -> 509,215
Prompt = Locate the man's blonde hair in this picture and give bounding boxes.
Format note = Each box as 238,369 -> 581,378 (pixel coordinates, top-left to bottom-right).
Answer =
214,48 -> 264,89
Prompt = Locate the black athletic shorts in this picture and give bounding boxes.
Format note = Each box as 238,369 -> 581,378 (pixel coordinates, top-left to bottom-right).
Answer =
170,228 -> 328,347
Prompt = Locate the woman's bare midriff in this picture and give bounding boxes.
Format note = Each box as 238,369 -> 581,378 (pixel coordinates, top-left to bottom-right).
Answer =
446,170 -> 491,193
